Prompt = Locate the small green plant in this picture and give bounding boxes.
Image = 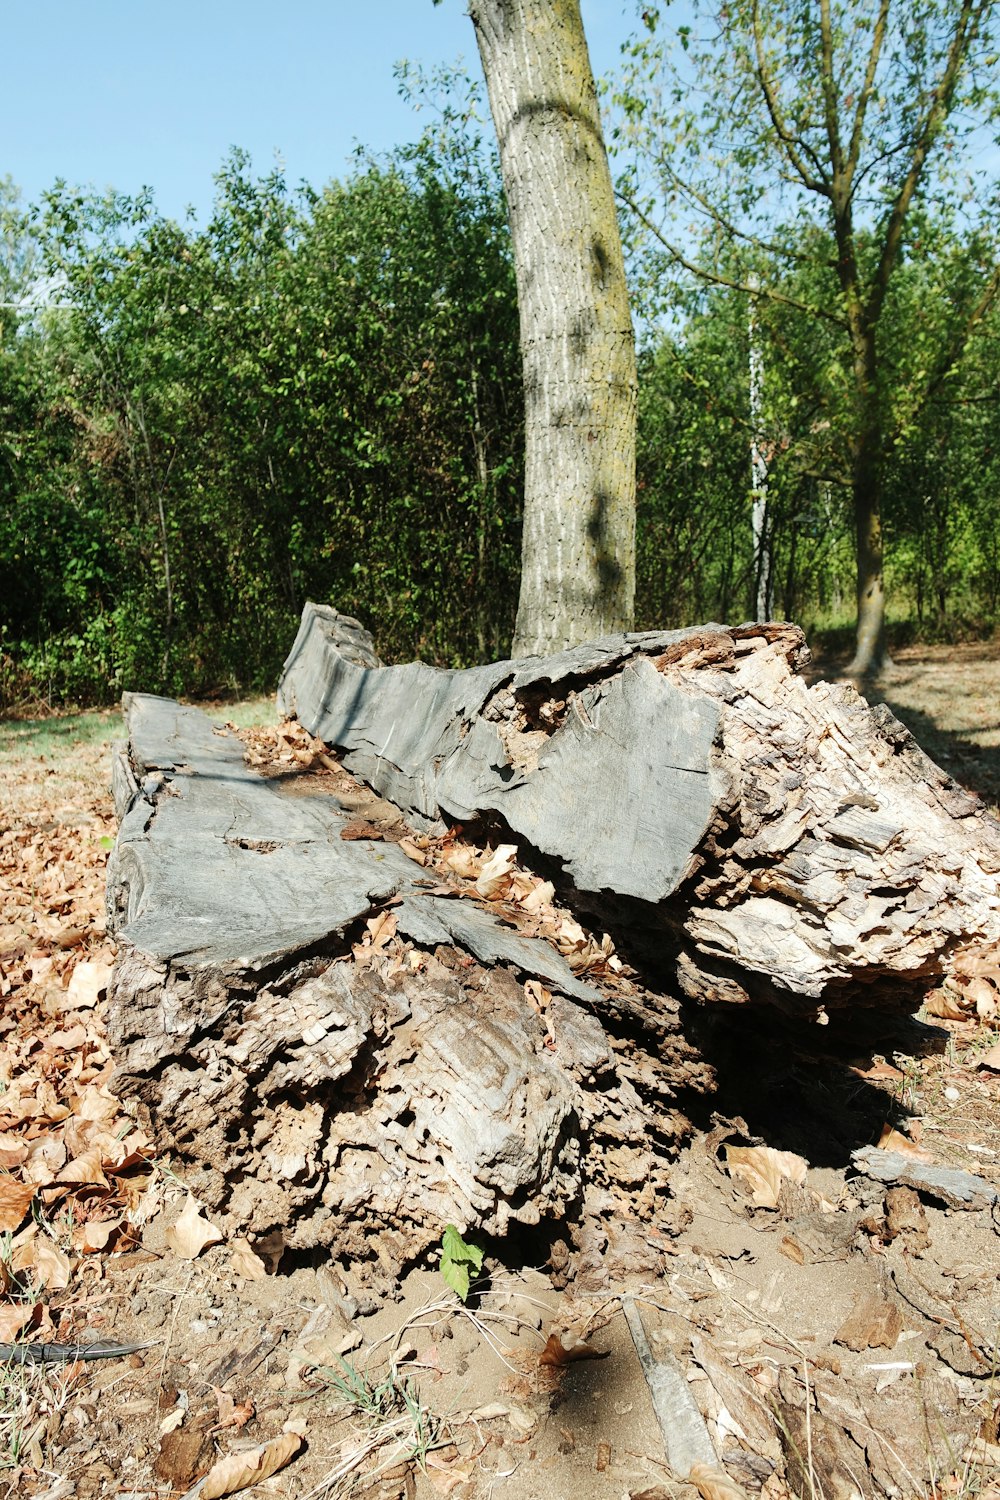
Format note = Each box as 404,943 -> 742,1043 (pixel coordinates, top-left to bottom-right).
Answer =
439,1224 -> 483,1303
318,1354 -> 440,1465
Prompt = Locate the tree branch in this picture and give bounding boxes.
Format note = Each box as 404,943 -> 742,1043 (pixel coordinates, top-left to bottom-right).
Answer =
867,0 -> 986,330
893,259 -> 1000,441
818,0 -> 846,185
846,0 -> 891,178
618,189 -> 850,328
637,159 -> 830,267
750,0 -> 831,196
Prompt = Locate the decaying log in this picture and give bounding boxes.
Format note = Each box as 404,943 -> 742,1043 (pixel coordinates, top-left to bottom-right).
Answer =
106,605 -> 1000,1274
107,693 -> 708,1272
278,604 -> 1000,1013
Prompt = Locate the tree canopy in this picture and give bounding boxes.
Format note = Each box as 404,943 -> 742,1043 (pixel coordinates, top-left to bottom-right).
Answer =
613,0 -> 1000,673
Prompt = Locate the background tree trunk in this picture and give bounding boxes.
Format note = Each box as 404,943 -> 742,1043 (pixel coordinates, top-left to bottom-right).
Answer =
470,0 -> 637,656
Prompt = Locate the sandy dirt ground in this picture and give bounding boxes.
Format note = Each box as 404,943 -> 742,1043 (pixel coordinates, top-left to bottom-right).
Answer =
1,648 -> 999,1500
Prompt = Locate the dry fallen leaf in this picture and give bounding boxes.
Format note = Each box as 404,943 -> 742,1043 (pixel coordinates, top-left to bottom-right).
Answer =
538,1331 -> 609,1366
876,1125 -> 934,1163
200,1431 -> 303,1498
725,1145 -> 808,1208
443,846 -> 481,880
165,1194 -> 225,1259
0,1177 -> 36,1231
972,1040 -> 1000,1071
0,1302 -> 36,1341
689,1461 -> 750,1500
65,959 -> 113,1009
475,843 -> 518,899
14,1233 -> 73,1290
230,1237 -> 268,1281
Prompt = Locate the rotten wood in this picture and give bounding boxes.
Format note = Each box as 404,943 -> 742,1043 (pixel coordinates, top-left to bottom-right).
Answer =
105,605 -> 1000,1272
279,604 -> 1000,1015
107,691 -> 709,1270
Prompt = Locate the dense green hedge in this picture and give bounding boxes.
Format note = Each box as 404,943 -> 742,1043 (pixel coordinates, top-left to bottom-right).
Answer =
2,123 -> 997,711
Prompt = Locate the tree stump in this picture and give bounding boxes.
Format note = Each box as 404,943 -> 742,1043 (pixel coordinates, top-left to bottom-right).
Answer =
105,605 -> 1000,1278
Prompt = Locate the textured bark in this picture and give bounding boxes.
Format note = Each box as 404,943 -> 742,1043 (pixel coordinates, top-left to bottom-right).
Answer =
107,674 -> 708,1278
846,435 -> 889,678
280,604 -> 1000,1016
107,605 -> 1000,1277
470,0 -> 637,655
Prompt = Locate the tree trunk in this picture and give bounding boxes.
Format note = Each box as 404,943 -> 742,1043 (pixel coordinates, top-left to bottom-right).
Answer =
107,604 -> 1000,1280
846,434 -> 890,678
469,0 -> 637,655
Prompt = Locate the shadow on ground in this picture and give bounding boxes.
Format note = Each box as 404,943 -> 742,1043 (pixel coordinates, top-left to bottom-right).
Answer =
808,638 -> 1000,809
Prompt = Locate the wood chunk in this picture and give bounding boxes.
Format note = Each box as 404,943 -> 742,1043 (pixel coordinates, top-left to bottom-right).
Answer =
883,1186 -> 931,1251
279,603 -> 1000,1015
105,604 -> 1000,1270
833,1292 -> 903,1351
851,1146 -> 999,1209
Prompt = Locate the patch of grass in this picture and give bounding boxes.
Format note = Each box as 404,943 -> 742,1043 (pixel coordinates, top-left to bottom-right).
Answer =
0,1353 -> 76,1485
0,708 -> 119,762
199,694 -> 278,730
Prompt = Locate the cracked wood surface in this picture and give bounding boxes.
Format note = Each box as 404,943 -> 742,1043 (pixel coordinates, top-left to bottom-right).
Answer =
107,688 -> 707,1266
279,603 -> 1000,1014
106,606 -> 1000,1269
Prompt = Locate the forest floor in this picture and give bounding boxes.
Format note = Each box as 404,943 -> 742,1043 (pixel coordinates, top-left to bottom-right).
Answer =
1,642 -> 999,1500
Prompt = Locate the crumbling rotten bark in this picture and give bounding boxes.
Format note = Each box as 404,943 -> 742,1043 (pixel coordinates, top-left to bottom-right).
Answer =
278,604 -> 1000,1014
105,604 -> 1000,1276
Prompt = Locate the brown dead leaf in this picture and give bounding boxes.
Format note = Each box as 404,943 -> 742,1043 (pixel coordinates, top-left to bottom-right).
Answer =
475,843 -> 518,898
57,1145 -> 110,1188
524,979 -> 551,1012
209,1396 -> 255,1435
0,1302 -> 36,1341
443,846 -> 481,880
852,1059 -> 905,1082
538,1332 -> 609,1366
15,1233 -> 73,1289
65,959 -> 112,1009
924,987 -> 970,1021
972,1040 -> 1000,1071
725,1145 -> 808,1208
425,1449 -> 475,1494
361,910 -> 396,950
165,1194 -> 225,1259
0,1177 -> 36,1231
876,1125 -> 934,1163
398,836 -> 428,866
200,1431 -> 303,1498
518,878 -> 555,914
688,1461 -> 750,1500
230,1238 -> 268,1281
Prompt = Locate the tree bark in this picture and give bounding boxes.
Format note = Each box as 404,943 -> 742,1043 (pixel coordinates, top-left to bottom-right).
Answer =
846,431 -> 889,678
106,605 -> 1000,1278
469,0 -> 637,655
280,604 -> 1000,1013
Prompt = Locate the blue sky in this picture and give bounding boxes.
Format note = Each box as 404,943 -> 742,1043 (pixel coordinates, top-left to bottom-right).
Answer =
4,1 -> 642,221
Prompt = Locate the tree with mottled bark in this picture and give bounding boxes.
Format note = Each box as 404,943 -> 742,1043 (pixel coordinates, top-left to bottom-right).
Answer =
468,0 -> 638,656
615,0 -> 1000,676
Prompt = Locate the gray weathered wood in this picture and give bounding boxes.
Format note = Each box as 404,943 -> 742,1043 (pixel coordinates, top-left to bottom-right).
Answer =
279,604 -> 1000,1015
107,688 -> 703,1269
107,605 -> 1000,1276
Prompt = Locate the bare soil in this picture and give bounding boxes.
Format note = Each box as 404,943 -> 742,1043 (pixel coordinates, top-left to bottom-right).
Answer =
1,652 -> 999,1500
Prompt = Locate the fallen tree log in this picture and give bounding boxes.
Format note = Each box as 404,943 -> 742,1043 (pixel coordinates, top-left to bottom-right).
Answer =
106,693 -> 709,1279
278,604 -> 1000,1013
105,606 -> 1000,1277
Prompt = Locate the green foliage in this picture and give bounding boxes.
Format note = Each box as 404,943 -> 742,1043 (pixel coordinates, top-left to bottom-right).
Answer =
439,1223 -> 484,1303
1,77 -> 522,708
613,0 -> 1000,663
